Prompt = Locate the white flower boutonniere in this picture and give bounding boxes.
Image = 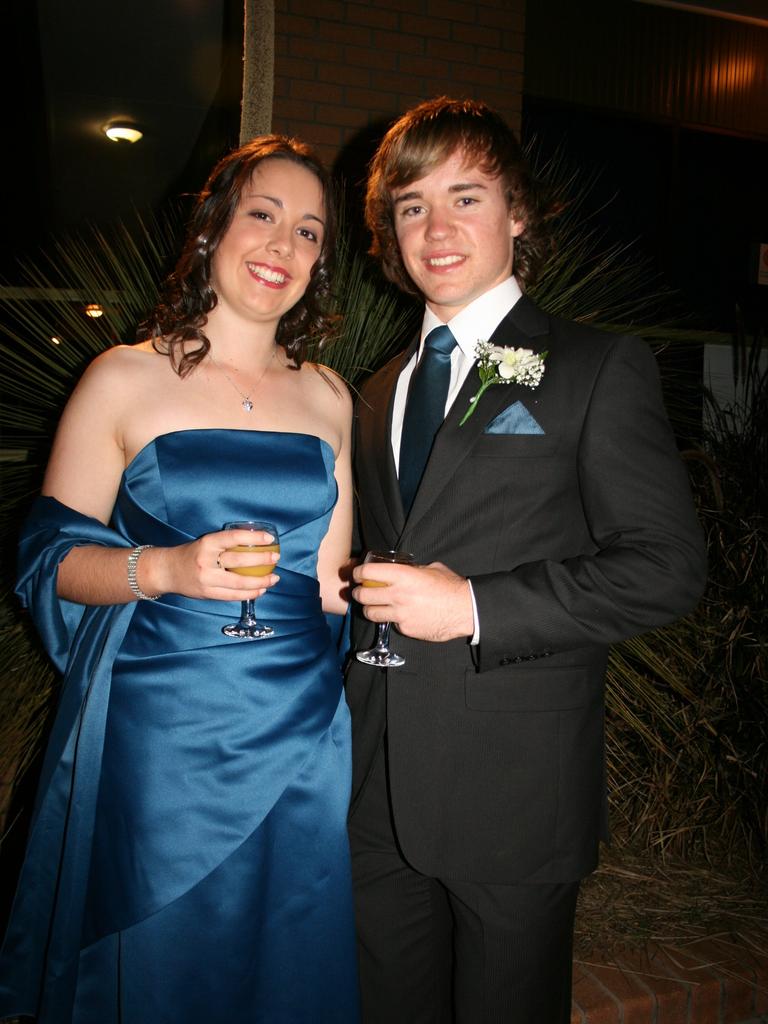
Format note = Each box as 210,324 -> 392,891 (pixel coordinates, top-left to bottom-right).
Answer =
459,341 -> 547,425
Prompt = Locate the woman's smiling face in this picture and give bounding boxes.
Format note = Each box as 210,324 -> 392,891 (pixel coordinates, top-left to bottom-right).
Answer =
209,157 -> 326,330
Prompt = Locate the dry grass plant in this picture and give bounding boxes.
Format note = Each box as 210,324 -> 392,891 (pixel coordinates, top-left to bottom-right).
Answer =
574,841 -> 767,968
603,330 -> 766,865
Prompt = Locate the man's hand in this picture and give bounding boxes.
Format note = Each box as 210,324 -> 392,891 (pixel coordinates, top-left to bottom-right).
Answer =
352,561 -> 474,642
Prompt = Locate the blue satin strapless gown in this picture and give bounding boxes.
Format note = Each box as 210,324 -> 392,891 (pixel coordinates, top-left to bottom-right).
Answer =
0,430 -> 360,1023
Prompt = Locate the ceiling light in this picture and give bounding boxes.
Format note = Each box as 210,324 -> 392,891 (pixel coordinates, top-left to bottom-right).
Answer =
104,123 -> 143,144
84,304 -> 104,318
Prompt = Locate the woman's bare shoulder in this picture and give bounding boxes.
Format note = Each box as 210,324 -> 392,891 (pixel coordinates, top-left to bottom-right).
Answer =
90,340 -> 165,370
77,342 -> 171,391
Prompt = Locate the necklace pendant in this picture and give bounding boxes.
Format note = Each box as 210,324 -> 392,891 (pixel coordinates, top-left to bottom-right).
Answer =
242,398 -> 254,412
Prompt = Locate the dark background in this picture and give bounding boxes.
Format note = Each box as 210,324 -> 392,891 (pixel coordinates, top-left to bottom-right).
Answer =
1,0 -> 766,334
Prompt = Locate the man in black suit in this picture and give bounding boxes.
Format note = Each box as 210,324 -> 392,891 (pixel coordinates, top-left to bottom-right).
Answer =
346,97 -> 706,1023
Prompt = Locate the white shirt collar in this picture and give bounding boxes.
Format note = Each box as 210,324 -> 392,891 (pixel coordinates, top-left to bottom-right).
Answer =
419,276 -> 523,359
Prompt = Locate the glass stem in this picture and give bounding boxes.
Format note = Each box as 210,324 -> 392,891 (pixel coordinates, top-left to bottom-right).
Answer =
241,599 -> 258,626
375,622 -> 391,651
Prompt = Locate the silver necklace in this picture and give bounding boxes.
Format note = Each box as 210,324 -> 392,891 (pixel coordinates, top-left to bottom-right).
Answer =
208,349 -> 275,413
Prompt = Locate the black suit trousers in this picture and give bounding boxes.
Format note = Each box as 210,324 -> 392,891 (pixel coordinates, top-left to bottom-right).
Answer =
348,740 -> 579,1024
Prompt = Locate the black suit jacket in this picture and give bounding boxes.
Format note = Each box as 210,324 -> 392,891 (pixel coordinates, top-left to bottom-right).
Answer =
346,296 -> 706,884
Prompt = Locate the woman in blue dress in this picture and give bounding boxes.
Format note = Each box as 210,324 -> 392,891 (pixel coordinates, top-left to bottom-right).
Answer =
0,136 -> 360,1023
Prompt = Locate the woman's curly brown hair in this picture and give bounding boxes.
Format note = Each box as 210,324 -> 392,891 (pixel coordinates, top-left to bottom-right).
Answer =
365,97 -> 554,296
141,135 -> 337,377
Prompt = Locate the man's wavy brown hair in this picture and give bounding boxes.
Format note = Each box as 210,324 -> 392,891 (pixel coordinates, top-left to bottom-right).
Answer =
141,135 -> 337,377
365,97 -> 553,296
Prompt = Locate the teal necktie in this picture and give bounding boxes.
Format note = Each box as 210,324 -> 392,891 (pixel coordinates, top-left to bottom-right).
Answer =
399,325 -> 457,514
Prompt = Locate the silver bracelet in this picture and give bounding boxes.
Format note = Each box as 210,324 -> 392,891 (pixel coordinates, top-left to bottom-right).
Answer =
127,544 -> 160,601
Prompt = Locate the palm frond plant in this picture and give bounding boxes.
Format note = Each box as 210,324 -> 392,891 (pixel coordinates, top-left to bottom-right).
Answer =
1,160 -> 765,884
1,211 -> 184,537
312,217 -> 418,386
525,149 -> 675,330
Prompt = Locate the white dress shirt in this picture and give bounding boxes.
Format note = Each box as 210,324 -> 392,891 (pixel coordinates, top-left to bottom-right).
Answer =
390,276 -> 524,642
391,276 -> 523,469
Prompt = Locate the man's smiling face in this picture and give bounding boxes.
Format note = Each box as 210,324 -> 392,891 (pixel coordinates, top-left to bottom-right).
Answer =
392,148 -> 525,321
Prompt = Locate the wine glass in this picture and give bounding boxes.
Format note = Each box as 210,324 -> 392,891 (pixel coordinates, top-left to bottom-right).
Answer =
355,549 -> 415,668
221,521 -> 279,640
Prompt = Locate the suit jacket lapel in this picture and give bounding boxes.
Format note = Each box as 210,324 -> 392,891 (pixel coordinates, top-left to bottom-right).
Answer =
401,297 -> 550,537
362,337 -> 418,540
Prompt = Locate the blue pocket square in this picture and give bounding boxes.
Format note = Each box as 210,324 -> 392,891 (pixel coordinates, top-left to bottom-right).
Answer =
484,401 -> 544,435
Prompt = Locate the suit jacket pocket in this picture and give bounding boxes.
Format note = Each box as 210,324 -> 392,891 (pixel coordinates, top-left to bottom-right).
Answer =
465,665 -> 593,711
472,432 -> 561,458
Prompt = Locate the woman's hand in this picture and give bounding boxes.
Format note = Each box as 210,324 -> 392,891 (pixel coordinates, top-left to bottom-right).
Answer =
147,528 -> 280,601
56,529 -> 280,605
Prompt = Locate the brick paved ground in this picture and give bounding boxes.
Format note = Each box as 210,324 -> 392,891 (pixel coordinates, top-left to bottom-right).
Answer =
571,929 -> 768,1024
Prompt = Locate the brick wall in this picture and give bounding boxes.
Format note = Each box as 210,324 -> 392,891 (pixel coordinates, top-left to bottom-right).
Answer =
271,0 -> 526,172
